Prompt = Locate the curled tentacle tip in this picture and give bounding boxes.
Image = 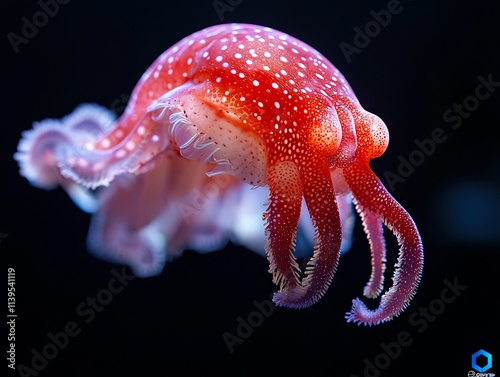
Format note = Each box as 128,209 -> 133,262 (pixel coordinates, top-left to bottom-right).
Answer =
272,287 -> 312,309
344,298 -> 393,326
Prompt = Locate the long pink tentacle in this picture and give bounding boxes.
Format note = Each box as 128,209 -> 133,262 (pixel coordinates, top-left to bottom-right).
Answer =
344,161 -> 423,325
359,209 -> 386,299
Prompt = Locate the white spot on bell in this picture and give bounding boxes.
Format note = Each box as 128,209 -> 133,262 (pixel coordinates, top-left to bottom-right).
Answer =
126,141 -> 135,151
101,138 -> 111,148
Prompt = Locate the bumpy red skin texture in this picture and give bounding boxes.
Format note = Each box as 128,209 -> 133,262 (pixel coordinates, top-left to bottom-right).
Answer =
88,24 -> 424,324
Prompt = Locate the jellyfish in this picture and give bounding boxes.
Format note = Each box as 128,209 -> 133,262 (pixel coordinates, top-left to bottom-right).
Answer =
16,24 -> 423,325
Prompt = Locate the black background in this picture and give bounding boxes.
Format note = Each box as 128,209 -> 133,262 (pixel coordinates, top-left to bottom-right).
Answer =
2,1 -> 500,376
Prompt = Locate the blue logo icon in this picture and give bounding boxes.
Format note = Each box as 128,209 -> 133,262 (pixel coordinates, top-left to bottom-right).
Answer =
472,349 -> 493,372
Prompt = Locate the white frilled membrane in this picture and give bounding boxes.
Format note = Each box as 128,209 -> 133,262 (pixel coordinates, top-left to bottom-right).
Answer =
148,91 -> 267,187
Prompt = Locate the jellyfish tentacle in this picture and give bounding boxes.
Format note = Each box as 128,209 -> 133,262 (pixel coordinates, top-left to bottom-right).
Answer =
344,160 -> 423,325
273,159 -> 342,308
359,209 -> 386,299
264,160 -> 303,292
